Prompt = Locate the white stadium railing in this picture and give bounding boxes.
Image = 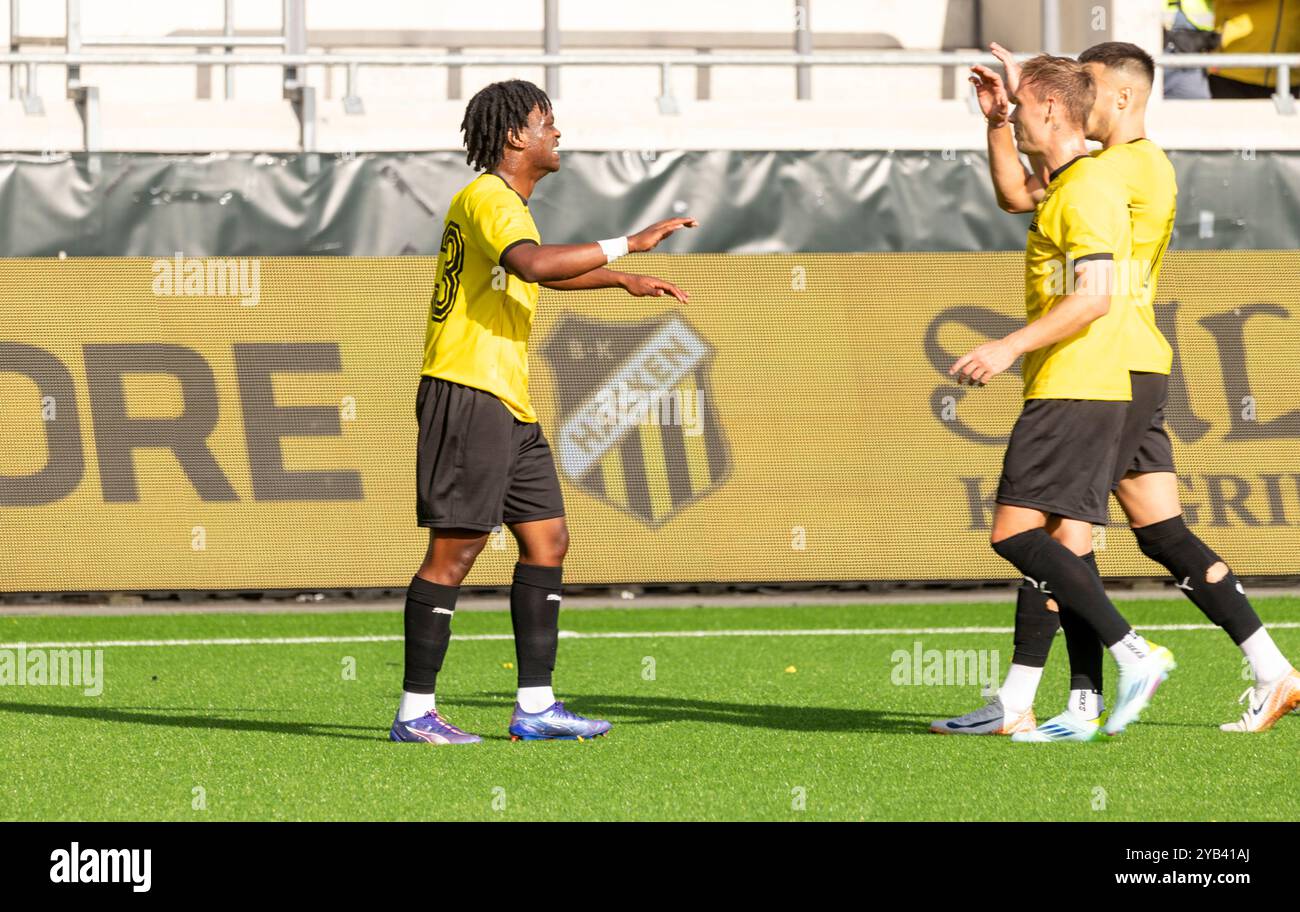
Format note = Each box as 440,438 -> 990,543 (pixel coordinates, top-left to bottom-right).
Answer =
2,0 -> 1297,154
2,51 -> 1296,155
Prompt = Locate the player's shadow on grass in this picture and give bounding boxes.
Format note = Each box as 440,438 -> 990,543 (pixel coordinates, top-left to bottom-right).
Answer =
457,692 -> 933,735
0,700 -> 377,741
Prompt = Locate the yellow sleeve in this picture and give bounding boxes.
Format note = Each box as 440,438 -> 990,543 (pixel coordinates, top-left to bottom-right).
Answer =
463,178 -> 541,265
1043,177 -> 1124,264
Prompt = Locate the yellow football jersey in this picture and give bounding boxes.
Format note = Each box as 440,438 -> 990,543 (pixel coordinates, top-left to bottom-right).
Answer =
422,173 -> 543,422
1021,155 -> 1134,402
1093,139 -> 1176,375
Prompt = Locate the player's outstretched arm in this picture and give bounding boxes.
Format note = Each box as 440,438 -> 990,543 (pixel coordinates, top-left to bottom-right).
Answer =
948,260 -> 1113,385
543,268 -> 689,302
502,217 -> 698,284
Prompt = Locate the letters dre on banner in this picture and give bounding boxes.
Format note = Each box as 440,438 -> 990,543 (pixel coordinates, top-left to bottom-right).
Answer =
1,252 -> 1297,591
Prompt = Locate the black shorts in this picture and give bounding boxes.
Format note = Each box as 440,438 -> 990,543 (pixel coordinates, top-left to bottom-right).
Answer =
415,376 -> 565,532
996,398 -> 1128,525
1111,371 -> 1176,489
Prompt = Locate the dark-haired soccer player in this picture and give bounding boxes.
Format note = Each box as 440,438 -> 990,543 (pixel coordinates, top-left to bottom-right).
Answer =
955,42 -> 1299,739
391,79 -> 697,744
937,55 -> 1175,740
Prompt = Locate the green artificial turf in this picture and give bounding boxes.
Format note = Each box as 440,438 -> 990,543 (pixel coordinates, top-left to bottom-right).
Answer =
1,597 -> 1297,821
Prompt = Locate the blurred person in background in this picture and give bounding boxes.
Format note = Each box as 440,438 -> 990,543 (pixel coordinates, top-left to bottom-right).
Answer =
1208,0 -> 1300,98
1163,0 -> 1218,98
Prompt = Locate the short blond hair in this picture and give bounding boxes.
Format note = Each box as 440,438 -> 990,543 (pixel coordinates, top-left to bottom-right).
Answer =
1019,55 -> 1095,128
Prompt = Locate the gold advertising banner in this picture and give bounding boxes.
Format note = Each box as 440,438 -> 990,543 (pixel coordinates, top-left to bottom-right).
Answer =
1,252 -> 1298,591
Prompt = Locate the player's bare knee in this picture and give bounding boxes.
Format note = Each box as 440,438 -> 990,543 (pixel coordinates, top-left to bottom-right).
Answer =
550,528 -> 570,564
517,529 -> 568,566
440,541 -> 486,582
421,562 -> 469,586
1206,561 -> 1229,584
533,538 -> 569,567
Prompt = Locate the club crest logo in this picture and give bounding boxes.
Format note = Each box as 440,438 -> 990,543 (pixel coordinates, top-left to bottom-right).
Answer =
540,312 -> 730,527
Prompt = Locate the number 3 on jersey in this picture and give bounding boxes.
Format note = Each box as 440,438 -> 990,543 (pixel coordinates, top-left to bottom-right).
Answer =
431,221 -> 465,323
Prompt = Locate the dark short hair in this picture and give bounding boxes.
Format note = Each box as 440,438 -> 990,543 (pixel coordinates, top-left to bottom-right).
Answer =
460,79 -> 553,172
1078,41 -> 1156,85
1018,55 -> 1095,128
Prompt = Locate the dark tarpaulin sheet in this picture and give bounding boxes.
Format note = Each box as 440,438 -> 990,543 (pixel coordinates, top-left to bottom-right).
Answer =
0,149 -> 1296,256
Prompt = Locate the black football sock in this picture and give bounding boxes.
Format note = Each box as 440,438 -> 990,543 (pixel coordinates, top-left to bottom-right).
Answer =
1059,551 -> 1105,692
1134,515 -> 1263,645
1011,576 -> 1060,668
992,528 -> 1131,647
402,575 -> 459,694
510,562 -> 563,689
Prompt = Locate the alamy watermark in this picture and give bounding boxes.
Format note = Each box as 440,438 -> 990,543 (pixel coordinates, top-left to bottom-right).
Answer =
891,640 -> 1000,692
50,843 -> 150,892
1037,255 -> 1153,300
151,252 -> 260,306
589,379 -> 704,437
0,646 -> 104,696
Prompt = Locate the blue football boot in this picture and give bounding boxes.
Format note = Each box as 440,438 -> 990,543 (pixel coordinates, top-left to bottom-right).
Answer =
390,709 -> 482,745
508,701 -> 611,741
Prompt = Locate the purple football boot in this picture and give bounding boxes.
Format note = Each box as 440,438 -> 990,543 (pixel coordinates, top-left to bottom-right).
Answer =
508,701 -> 611,741
389,709 -> 482,745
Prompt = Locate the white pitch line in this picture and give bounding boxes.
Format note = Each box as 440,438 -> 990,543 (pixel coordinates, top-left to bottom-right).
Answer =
3,621 -> 1300,651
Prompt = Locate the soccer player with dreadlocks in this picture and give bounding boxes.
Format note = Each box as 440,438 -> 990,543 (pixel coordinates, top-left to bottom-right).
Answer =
390,79 -> 697,745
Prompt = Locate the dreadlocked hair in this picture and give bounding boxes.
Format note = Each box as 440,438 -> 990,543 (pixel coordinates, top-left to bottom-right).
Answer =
460,80 -> 552,172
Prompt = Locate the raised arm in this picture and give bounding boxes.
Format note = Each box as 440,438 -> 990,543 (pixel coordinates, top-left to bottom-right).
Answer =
988,116 -> 1048,213
971,63 -> 1046,213
990,43 -> 1052,208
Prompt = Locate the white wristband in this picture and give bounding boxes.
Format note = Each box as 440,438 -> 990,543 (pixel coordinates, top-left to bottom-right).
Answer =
597,236 -> 629,263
